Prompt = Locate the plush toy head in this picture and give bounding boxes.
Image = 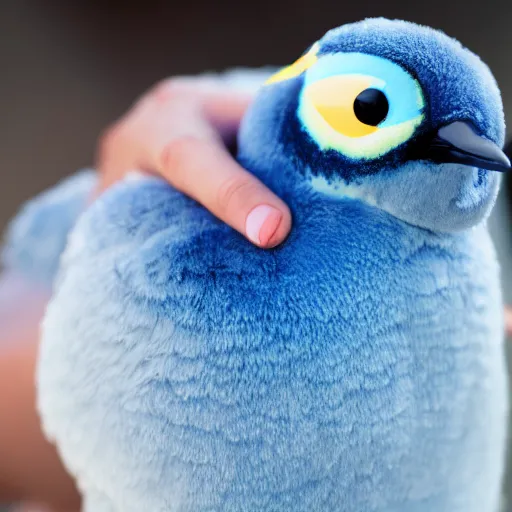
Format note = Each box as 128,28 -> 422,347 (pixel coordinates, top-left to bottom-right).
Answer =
239,18 -> 509,232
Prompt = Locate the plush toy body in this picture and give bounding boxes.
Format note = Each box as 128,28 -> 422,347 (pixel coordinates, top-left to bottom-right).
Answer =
7,18 -> 509,512
38,178 -> 507,512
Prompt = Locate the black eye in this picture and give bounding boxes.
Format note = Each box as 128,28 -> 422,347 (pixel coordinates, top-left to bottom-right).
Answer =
353,88 -> 389,126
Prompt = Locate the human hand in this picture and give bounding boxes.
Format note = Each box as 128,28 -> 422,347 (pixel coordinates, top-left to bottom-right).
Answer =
97,76 -> 292,248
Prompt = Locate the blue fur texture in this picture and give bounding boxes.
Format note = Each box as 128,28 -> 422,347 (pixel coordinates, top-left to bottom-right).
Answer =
32,19 -> 507,512
242,17 -> 505,184
1,170 -> 96,288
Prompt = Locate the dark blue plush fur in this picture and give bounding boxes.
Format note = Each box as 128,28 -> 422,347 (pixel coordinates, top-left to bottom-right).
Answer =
2,18 -> 507,512
241,19 -> 504,184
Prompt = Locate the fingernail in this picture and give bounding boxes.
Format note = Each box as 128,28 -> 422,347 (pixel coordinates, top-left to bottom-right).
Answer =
245,204 -> 283,247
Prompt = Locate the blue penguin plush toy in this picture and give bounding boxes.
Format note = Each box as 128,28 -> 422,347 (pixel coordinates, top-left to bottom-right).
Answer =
4,17 -> 510,512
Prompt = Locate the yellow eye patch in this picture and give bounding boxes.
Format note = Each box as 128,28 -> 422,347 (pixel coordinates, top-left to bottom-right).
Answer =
304,75 -> 382,138
265,42 -> 320,85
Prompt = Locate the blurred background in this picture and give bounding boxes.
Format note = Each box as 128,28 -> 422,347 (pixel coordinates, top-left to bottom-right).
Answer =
1,0 -> 512,509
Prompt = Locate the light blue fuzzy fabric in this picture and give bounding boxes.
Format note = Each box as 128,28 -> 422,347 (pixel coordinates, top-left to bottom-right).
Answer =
1,170 -> 96,288
24,18 -> 510,512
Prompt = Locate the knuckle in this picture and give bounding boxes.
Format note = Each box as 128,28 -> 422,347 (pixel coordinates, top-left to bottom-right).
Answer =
97,123 -> 123,161
152,77 -> 192,104
160,135 -> 204,185
216,175 -> 258,214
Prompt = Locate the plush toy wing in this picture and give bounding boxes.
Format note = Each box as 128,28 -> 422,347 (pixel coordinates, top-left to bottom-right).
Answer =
0,171 -> 96,351
1,171 -> 97,288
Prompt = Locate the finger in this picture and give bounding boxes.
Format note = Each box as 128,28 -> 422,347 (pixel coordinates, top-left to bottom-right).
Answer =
159,135 -> 292,248
96,91 -> 248,192
152,79 -> 254,141
96,124 -> 140,192
97,81 -> 255,194
201,90 -> 254,138
154,78 -> 254,130
95,81 -> 292,247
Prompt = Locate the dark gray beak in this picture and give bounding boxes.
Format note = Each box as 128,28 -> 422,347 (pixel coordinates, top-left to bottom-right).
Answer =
426,121 -> 511,172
